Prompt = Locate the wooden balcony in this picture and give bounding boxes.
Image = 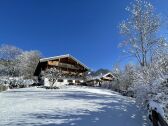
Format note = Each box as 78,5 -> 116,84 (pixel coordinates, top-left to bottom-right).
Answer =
48,61 -> 82,70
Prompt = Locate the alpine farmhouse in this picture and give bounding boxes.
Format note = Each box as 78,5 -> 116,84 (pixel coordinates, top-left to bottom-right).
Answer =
34,54 -> 89,86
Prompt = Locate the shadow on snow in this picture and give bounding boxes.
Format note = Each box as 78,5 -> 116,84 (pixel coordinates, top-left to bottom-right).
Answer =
3,87 -> 150,126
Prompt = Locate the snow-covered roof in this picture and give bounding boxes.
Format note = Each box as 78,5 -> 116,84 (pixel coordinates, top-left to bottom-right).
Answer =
102,72 -> 113,78
40,54 -> 89,70
87,72 -> 114,81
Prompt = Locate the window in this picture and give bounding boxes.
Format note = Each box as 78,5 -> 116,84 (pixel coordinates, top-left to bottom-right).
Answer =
75,80 -> 80,83
57,79 -> 63,82
68,80 -> 73,83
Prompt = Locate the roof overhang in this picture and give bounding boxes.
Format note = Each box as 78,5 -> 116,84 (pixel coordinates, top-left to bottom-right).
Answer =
40,54 -> 89,70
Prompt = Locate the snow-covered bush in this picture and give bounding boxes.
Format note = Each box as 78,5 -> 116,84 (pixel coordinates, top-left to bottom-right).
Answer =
0,76 -> 34,88
111,64 -> 135,91
100,81 -> 113,89
132,49 -> 168,122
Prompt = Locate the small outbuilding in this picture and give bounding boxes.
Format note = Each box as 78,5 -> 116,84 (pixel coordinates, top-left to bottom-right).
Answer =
86,72 -> 115,86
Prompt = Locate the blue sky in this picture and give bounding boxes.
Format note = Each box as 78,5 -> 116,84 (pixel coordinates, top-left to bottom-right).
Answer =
0,0 -> 167,70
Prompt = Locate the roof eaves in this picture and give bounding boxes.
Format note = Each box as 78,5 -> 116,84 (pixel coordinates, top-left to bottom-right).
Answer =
39,54 -> 89,70
40,54 -> 69,62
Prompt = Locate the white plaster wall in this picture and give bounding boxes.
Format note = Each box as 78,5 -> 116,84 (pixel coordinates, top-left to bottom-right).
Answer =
44,78 -> 50,87
53,79 -> 68,87
52,78 -> 84,87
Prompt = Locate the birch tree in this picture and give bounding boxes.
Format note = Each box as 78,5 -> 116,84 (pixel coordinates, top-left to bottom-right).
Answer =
119,0 -> 167,67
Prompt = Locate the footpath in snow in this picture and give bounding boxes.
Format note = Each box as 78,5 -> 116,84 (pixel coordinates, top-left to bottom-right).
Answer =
0,86 -> 150,126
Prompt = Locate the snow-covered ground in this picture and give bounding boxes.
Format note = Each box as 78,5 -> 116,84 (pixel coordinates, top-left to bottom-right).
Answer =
0,86 -> 150,126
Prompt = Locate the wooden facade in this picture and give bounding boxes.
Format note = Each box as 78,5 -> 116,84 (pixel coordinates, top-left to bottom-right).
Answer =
34,54 -> 89,85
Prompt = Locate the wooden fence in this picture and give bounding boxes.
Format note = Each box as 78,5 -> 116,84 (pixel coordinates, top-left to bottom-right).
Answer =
151,110 -> 168,126
158,113 -> 168,126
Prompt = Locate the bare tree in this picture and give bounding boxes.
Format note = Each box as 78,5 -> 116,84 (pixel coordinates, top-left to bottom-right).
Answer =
119,0 -> 167,67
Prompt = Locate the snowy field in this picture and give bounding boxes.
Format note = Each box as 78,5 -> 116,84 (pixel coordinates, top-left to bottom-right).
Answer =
0,86 -> 150,126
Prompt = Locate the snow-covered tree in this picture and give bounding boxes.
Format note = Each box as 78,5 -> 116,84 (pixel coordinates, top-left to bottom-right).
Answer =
0,44 -> 42,79
0,63 -> 7,76
111,64 -> 135,91
0,44 -> 22,61
131,47 -> 168,121
132,46 -> 168,102
122,64 -> 135,90
0,44 -> 22,76
111,64 -> 122,90
42,68 -> 62,87
16,51 -> 41,78
119,1 -> 168,121
119,0 -> 167,67
152,47 -> 168,76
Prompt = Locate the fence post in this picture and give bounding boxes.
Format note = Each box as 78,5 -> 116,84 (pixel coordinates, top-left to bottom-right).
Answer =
151,110 -> 168,126
152,110 -> 159,126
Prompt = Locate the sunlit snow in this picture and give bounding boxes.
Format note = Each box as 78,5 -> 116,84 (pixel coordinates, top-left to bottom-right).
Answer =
0,86 -> 150,126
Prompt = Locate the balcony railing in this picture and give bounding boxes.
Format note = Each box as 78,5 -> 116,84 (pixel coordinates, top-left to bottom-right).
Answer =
48,61 -> 82,70
58,63 -> 81,70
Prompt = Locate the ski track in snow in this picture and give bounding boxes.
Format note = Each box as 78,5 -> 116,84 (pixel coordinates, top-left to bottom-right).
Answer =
0,86 -> 150,126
